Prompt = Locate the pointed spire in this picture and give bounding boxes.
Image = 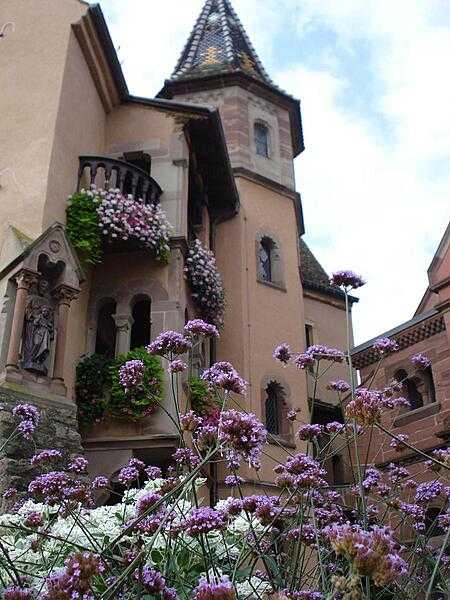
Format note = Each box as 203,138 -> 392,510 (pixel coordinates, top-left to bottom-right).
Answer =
170,0 -> 274,86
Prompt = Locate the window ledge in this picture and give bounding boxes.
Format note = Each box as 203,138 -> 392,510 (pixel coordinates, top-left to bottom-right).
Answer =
268,434 -> 296,449
394,401 -> 441,427
257,278 -> 287,292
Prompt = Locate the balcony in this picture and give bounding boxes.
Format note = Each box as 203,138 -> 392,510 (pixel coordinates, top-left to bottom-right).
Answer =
78,155 -> 162,204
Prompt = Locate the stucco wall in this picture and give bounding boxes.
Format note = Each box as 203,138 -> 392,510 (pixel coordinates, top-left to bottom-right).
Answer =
0,0 -> 88,248
215,176 -> 308,483
105,105 -> 190,239
303,291 -> 353,406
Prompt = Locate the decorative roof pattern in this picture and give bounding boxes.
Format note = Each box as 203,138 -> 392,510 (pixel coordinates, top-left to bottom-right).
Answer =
170,0 -> 274,85
351,309 -> 445,369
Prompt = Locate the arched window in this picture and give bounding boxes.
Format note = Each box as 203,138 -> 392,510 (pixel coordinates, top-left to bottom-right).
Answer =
395,369 -> 423,411
95,300 -> 117,358
130,298 -> 151,349
265,381 -> 286,435
259,236 -> 275,282
254,122 -> 269,158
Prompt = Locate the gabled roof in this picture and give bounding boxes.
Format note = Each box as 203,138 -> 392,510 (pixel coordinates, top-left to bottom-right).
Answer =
415,221 -> 450,315
299,239 -> 358,304
170,0 -> 273,86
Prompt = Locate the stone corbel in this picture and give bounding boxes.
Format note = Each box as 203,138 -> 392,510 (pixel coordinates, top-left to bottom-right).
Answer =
51,284 -> 80,391
5,268 -> 40,372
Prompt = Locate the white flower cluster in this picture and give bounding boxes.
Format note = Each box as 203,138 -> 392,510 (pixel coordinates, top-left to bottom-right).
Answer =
185,239 -> 225,326
93,187 -> 171,261
0,478 -> 268,598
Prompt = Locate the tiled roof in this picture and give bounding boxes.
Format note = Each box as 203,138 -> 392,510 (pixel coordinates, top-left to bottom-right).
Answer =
170,0 -> 274,86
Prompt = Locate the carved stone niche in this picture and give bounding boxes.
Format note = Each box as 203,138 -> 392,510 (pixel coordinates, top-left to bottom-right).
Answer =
0,223 -> 84,403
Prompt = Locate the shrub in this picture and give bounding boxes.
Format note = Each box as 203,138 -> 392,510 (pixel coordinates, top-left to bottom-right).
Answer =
75,347 -> 164,423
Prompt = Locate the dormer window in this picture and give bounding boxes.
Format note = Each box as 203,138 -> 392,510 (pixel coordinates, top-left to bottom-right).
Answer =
254,122 -> 269,157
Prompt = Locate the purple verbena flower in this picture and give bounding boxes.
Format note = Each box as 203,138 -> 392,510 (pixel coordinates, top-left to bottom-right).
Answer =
202,362 -> 248,395
218,409 -> 267,469
68,456 -> 89,474
193,575 -> 235,600
31,449 -> 62,467
92,476 -> 109,490
373,337 -> 399,354
306,344 -> 344,363
297,424 -> 323,441
389,434 -> 409,452
184,507 -> 226,536
119,359 -> 145,390
3,587 -> 34,600
273,343 -> 291,364
224,474 -> 245,487
147,331 -> 192,357
328,380 -> 350,393
117,466 -> 140,486
168,359 -> 187,374
294,353 -> 315,370
411,353 -> 432,369
172,447 -> 200,469
330,270 -> 365,289
184,319 -> 219,338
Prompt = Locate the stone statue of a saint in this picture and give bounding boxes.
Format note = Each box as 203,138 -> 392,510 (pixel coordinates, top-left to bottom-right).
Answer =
20,278 -> 54,375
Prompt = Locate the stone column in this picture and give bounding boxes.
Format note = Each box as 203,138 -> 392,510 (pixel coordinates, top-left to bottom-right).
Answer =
6,269 -> 39,371
113,314 -> 134,356
52,284 -> 80,391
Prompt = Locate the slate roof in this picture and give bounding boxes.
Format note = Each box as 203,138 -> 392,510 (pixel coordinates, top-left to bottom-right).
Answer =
299,239 -> 357,303
170,0 -> 274,86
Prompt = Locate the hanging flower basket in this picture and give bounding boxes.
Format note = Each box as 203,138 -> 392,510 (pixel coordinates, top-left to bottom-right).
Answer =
184,239 -> 225,327
66,187 -> 171,265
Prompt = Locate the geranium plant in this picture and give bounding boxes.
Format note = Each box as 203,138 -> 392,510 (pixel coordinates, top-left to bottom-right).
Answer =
185,239 -> 225,327
0,301 -> 449,600
66,187 -> 171,264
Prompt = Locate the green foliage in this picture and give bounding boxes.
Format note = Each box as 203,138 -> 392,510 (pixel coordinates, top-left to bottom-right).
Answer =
75,353 -> 110,424
187,376 -> 215,414
66,191 -> 103,265
75,347 -> 164,424
109,347 -> 164,420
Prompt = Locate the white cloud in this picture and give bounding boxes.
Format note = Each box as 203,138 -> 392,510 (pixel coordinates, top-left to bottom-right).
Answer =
101,0 -> 450,344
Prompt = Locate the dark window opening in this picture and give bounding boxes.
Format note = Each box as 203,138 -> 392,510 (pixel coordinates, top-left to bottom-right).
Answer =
265,381 -> 285,435
95,301 -> 117,358
255,122 -> 269,157
259,236 -> 275,282
395,369 -> 423,411
122,152 -> 151,200
130,299 -> 151,349
305,324 -> 314,349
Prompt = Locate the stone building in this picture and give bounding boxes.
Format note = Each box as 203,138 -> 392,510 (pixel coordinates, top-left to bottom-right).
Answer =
352,222 -> 450,517
0,0 -> 353,498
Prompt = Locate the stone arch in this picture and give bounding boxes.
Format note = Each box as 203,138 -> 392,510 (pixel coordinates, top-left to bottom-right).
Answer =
256,230 -> 285,288
261,375 -> 292,439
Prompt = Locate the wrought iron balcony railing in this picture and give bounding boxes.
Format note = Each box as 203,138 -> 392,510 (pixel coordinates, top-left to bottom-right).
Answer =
78,156 -> 162,204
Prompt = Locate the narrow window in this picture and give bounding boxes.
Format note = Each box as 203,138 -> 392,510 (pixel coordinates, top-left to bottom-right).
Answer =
395,369 -> 423,411
259,236 -> 275,282
305,324 -> 314,348
95,301 -> 117,358
254,122 -> 269,158
130,298 -> 151,349
265,381 -> 285,435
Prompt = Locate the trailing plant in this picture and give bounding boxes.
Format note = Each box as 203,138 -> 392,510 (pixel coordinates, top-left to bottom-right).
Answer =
187,375 -> 216,414
75,353 -> 110,424
1,310 -> 449,600
75,347 -> 164,423
185,239 -> 225,327
66,190 -> 103,264
66,187 -> 171,265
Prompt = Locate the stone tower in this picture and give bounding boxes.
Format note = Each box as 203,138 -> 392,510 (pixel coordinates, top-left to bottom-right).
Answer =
159,0 -> 308,487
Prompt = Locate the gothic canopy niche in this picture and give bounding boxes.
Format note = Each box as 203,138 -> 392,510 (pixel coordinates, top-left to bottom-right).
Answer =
0,223 -> 84,400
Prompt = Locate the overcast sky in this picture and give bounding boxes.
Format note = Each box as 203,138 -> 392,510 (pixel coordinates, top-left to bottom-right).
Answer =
101,0 -> 450,344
